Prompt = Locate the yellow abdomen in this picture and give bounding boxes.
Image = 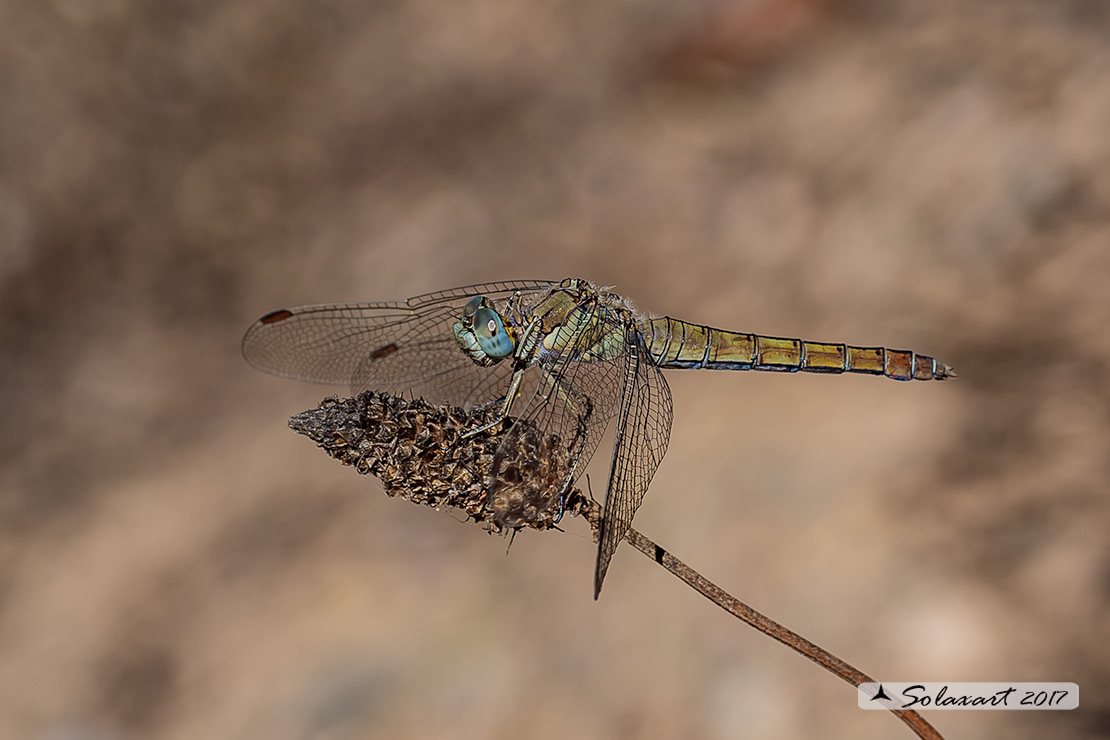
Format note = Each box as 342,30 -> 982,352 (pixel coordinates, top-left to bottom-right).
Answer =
647,316 -> 955,381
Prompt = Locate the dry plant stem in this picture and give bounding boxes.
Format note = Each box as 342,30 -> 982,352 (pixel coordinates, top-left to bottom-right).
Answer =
579,500 -> 945,740
290,393 -> 943,740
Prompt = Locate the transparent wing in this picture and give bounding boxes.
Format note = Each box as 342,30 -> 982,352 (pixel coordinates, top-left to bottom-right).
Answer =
488,301 -> 627,528
518,307 -> 627,478
594,328 -> 674,597
241,280 -> 557,406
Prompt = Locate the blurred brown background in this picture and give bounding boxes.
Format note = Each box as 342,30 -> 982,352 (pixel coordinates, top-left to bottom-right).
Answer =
2,1 -> 1108,738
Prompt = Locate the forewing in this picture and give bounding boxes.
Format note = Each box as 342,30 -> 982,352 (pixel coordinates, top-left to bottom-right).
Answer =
241,280 -> 556,407
594,329 -> 674,597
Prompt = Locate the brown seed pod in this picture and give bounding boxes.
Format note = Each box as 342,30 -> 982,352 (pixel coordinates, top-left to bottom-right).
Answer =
289,391 -> 587,534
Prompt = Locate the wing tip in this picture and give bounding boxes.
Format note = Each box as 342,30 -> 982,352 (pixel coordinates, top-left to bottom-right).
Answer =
593,526 -> 616,599
593,563 -> 606,600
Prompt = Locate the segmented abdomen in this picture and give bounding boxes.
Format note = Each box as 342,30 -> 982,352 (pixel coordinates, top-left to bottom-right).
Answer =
647,317 -> 955,381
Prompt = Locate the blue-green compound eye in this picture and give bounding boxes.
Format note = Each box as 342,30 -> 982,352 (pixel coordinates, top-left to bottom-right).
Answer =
473,306 -> 514,358
462,296 -> 483,319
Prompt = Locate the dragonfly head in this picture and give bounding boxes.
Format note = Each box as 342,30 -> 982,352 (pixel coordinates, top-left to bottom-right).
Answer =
454,296 -> 515,366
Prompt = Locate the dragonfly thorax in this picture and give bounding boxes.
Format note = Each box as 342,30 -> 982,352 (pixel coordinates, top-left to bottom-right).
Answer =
453,295 -> 516,366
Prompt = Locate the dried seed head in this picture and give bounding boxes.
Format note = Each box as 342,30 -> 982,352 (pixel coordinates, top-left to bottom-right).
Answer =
289,391 -> 588,534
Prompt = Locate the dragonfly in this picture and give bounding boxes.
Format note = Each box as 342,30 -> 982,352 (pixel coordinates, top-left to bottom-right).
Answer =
242,278 -> 955,597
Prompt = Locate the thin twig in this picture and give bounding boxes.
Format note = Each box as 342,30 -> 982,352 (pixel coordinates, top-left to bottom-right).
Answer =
573,496 -> 943,740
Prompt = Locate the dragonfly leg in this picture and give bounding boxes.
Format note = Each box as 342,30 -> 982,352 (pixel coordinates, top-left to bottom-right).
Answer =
537,367 -> 595,501
460,317 -> 543,439
549,373 -> 594,452
460,366 -> 524,438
